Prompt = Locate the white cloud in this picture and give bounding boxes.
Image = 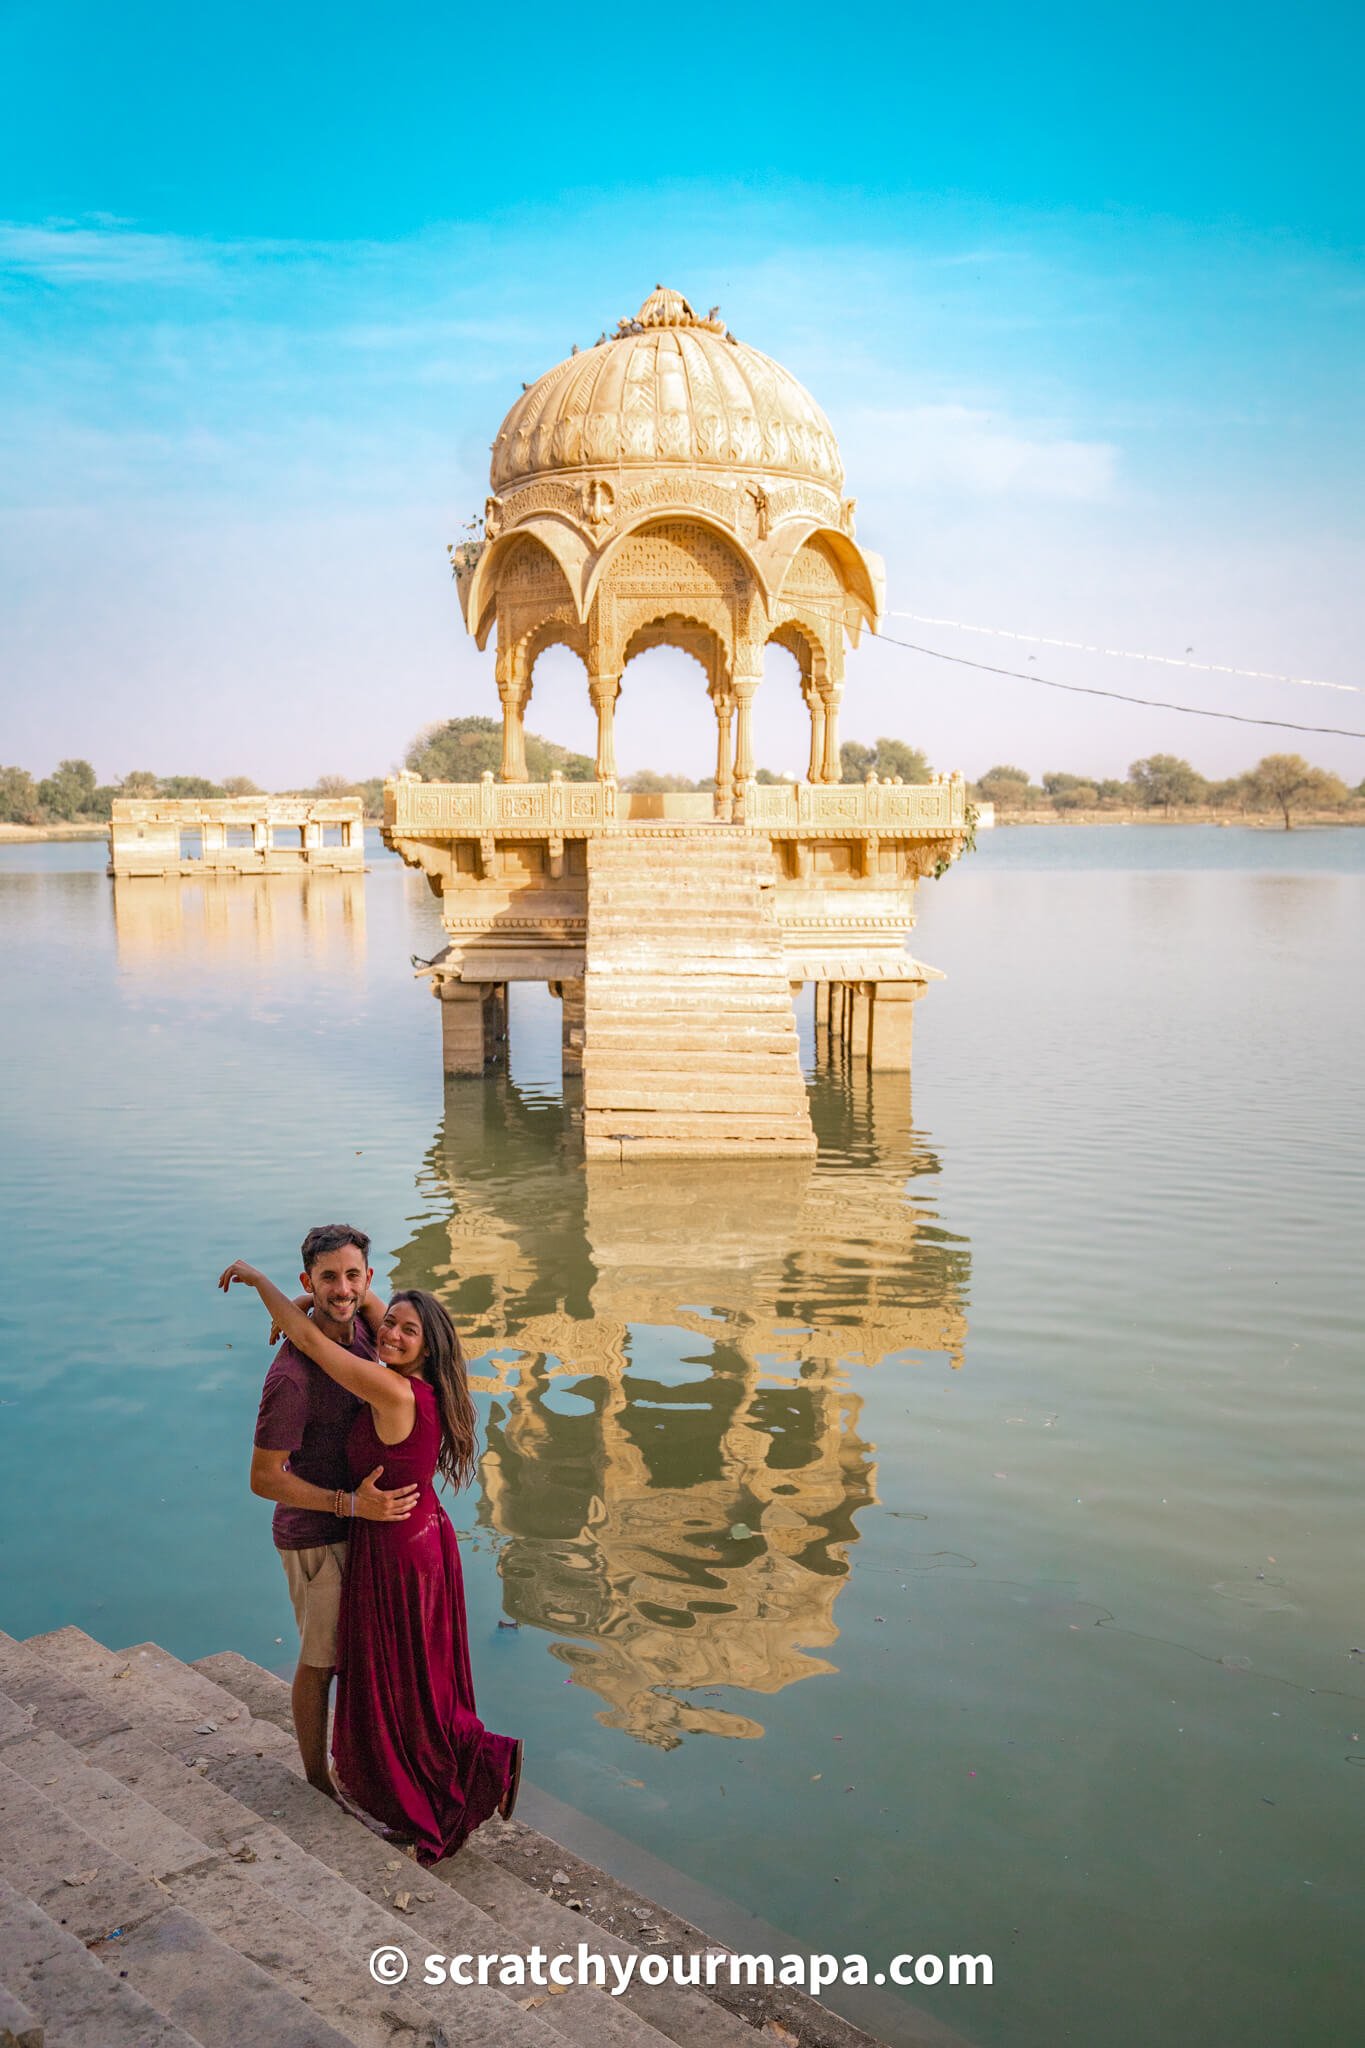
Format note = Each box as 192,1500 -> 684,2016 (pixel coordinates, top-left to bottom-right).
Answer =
844,402 -> 1118,501
0,219 -> 225,285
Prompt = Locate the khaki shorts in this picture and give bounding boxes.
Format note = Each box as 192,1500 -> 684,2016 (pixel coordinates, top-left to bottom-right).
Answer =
280,1542 -> 347,1670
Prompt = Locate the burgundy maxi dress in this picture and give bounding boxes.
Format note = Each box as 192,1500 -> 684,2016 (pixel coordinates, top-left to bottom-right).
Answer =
332,1378 -> 519,1864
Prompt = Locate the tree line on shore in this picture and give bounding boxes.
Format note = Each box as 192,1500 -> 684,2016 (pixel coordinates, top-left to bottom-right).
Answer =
5,724 -> 1360,832
0,761 -> 386,827
972,752 -> 1358,829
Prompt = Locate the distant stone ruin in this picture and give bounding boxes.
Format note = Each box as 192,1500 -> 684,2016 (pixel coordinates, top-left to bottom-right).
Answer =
108,797 -> 364,878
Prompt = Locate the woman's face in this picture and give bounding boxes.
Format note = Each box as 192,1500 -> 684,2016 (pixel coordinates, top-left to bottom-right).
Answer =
376,1299 -> 426,1376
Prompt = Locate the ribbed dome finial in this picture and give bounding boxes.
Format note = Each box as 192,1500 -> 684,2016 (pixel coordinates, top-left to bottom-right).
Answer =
619,284 -> 720,334
488,289 -> 846,496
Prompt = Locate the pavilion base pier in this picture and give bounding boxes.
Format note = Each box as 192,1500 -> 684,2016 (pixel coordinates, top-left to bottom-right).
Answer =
437,977 -> 508,1076
818,975 -> 929,1071
552,977 -> 586,1075
391,774 -> 965,1155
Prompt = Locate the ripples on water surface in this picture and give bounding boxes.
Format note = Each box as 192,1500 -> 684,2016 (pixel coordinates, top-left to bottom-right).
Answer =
0,826 -> 1361,2048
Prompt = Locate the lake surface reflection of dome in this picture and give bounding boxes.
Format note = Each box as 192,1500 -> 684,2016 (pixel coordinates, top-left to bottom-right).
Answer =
392,1071 -> 970,1746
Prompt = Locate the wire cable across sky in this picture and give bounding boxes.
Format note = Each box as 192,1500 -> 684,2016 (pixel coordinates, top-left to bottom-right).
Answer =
886,613 -> 1361,696
869,631 -> 1365,743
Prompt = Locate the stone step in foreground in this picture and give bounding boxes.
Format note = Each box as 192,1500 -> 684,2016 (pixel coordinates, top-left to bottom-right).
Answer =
197,1655 -> 959,2048
0,1627 -> 949,2048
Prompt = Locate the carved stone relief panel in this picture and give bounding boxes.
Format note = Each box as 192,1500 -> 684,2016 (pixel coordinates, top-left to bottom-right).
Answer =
780,539 -> 845,599
604,520 -> 750,599
494,536 -> 577,600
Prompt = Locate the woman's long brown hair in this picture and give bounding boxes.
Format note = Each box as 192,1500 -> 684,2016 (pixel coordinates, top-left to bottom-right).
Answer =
389,1289 -> 478,1492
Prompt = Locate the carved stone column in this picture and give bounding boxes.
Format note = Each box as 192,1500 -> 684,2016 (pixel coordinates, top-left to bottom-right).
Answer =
805,688 -> 827,785
820,685 -> 843,783
711,689 -> 735,820
498,683 -> 529,783
731,671 -> 760,790
589,675 -> 620,781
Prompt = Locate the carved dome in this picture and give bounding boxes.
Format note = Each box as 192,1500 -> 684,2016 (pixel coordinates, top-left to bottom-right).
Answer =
490,287 -> 845,497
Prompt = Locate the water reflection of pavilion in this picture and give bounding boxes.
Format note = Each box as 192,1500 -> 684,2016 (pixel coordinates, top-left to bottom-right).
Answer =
392,1072 -> 969,1746
110,873 -> 366,973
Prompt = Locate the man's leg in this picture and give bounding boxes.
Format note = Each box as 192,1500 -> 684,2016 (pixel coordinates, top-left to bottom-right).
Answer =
280,1542 -> 347,1795
291,1660 -> 336,1794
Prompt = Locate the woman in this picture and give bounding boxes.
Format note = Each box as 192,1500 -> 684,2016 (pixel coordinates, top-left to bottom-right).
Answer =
220,1260 -> 522,1863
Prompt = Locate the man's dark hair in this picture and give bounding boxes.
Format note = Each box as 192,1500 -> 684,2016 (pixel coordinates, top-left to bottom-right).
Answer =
300,1223 -> 371,1272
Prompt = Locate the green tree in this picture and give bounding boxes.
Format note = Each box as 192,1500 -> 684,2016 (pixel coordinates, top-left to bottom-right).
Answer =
1242,754 -> 1348,830
872,737 -> 931,782
1204,776 -> 1246,811
1042,772 -> 1101,810
222,776 -> 262,797
36,758 -> 98,819
158,775 -> 226,799
526,734 -> 594,780
976,764 -> 1038,810
1129,754 -> 1206,812
841,737 -> 931,783
118,769 -> 161,798
353,778 -> 385,817
1093,779 -> 1132,808
0,766 -> 41,824
409,717 -> 502,779
407,716 -> 595,784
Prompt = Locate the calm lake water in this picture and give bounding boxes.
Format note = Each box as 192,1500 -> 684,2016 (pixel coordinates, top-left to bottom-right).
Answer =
1,825 -> 1361,2048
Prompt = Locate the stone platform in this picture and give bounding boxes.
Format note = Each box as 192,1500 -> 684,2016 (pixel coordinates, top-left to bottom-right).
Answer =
0,1626 -> 963,2048
390,782 -> 965,1152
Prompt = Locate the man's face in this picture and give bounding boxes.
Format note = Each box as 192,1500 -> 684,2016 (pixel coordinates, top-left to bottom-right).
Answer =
301,1243 -> 372,1327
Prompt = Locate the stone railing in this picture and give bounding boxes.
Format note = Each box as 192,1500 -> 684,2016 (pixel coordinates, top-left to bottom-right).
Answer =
385,771 -> 967,839
741,773 -> 968,834
385,772 -> 619,836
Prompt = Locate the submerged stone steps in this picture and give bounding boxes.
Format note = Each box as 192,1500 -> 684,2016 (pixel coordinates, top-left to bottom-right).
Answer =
583,832 -> 815,1159
1,1626 -> 904,2048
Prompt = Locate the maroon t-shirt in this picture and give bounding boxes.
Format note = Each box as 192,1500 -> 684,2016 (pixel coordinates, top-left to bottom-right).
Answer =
253,1317 -> 376,1549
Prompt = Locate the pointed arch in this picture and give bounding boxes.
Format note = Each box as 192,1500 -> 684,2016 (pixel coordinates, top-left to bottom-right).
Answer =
581,510 -> 772,621
468,519 -> 592,648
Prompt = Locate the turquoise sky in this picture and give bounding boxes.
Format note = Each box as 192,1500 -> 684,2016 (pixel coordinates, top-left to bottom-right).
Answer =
2,1 -> 1362,784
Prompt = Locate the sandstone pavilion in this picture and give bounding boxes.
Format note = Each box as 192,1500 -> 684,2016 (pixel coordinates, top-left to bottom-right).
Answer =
385,286 -> 969,1156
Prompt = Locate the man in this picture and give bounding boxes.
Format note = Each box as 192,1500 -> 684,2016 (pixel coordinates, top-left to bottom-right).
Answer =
251,1223 -> 416,1793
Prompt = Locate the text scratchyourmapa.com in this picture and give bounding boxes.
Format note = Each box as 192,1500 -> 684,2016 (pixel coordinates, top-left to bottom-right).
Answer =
368,1941 -> 993,1996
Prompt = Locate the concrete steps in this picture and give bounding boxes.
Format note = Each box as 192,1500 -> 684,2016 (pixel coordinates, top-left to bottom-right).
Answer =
0,1626 -> 895,2048
583,832 -> 815,1159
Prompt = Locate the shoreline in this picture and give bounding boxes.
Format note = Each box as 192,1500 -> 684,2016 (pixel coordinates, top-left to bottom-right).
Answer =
3,812 -> 1361,845
992,807 -> 1365,829
0,822 -> 108,842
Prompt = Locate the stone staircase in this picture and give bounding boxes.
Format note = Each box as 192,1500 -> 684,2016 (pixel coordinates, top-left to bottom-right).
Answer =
0,1625 -> 932,2048
582,830 -> 816,1159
